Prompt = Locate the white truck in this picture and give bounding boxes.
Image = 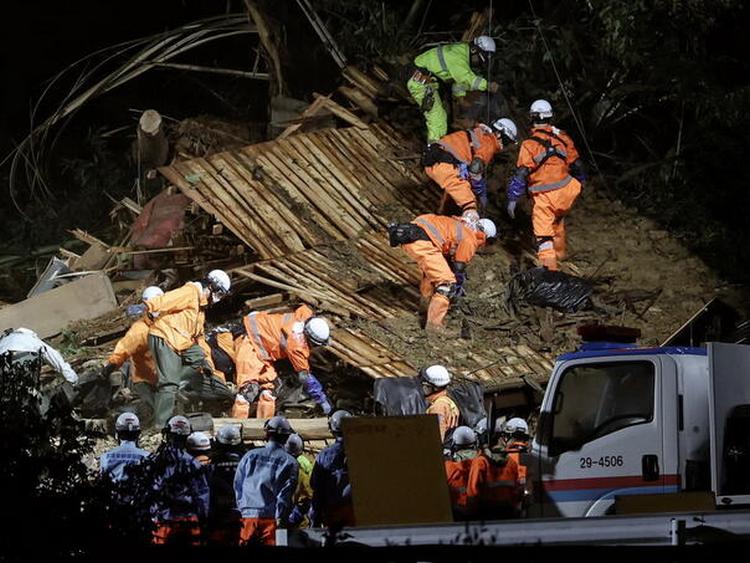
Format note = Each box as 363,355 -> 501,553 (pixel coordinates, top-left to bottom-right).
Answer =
295,332 -> 750,546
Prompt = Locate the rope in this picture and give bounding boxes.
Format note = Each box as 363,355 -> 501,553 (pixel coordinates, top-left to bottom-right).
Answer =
526,0 -> 607,187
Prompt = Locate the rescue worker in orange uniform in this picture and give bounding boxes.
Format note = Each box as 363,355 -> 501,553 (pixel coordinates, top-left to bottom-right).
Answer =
125,270 -> 232,427
499,417 -> 531,514
423,118 -> 518,214
506,99 -> 586,270
231,304 -> 333,419
469,430 -> 522,520
393,212 -> 497,330
444,426 -> 480,520
101,286 -> 164,417
420,364 -> 460,442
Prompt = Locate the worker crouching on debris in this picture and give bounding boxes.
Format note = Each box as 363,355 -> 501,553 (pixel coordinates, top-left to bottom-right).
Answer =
407,36 -> 500,143
150,415 -> 210,546
127,270 -> 231,427
100,412 -> 149,481
423,118 -> 518,214
444,426 -> 480,521
234,415 -> 298,546
310,410 -> 355,529
506,99 -> 586,271
232,304 -> 333,419
391,212 -> 496,330
420,365 -> 460,442
101,286 -> 163,420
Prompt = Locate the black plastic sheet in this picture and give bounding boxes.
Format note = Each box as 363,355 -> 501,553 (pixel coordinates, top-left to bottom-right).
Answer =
508,267 -> 593,312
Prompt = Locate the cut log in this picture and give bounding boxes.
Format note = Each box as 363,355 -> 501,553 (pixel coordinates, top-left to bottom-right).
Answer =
0,273 -> 118,338
213,417 -> 333,440
134,109 -> 169,171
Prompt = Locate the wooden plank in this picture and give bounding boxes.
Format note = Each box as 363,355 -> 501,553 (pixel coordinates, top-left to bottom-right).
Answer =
300,134 -> 386,229
0,273 -> 118,339
235,149 -> 342,242
338,85 -> 378,118
220,152 -> 322,248
277,96 -> 328,140
315,95 -> 369,129
283,136 -> 372,232
234,267 -> 333,304
249,146 -> 352,239
214,417 -> 332,440
187,158 -> 287,256
272,143 -> 363,236
244,292 -> 287,310
209,154 -> 305,252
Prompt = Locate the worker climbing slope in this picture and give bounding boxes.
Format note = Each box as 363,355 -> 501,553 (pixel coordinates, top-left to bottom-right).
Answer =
407,36 -> 500,143
506,99 -> 586,270
423,118 -> 518,214
232,304 -> 333,418
391,212 -> 497,330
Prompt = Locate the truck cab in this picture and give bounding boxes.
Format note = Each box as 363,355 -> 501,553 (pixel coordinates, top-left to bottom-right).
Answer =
527,330 -> 750,518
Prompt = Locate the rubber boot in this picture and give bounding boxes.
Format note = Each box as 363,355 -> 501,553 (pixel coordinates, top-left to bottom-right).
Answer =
537,242 -> 558,271
256,390 -> 276,419
426,294 -> 451,329
231,395 -> 250,419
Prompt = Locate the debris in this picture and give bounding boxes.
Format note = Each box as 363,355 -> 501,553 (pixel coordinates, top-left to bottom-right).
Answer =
507,267 -> 593,313
0,273 -> 118,338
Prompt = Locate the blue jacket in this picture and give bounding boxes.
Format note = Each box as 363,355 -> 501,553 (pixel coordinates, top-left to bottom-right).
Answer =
310,439 -> 351,526
100,441 -> 149,481
149,444 -> 210,522
234,441 -> 298,520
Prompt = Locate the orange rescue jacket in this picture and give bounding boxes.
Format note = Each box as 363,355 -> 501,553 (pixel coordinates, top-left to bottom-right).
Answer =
241,304 -> 315,373
437,126 -> 502,166
146,282 -> 207,352
505,440 -> 529,484
468,449 -> 521,516
444,452 -> 478,517
411,214 -> 486,264
427,389 -> 460,442
517,125 -> 580,194
107,318 -> 156,386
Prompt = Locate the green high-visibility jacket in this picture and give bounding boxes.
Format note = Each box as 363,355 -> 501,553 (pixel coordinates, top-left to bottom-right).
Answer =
414,42 -> 488,96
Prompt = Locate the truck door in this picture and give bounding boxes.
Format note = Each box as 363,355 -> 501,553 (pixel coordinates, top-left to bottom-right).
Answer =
532,357 -> 671,517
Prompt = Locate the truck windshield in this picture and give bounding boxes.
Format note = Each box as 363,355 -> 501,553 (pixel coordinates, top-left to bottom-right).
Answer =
547,361 -> 655,456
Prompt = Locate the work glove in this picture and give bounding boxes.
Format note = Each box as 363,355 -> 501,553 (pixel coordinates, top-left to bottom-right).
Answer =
507,200 -> 518,220
470,176 -> 488,210
420,89 -> 435,113
100,363 -> 117,379
457,162 -> 469,180
454,272 -> 467,298
126,303 -> 147,318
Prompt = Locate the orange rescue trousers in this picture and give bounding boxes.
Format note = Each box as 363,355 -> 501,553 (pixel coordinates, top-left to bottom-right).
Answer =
152,517 -> 201,546
531,178 -> 581,270
425,162 -> 476,213
239,517 -> 277,546
231,336 -> 277,419
402,239 -> 455,329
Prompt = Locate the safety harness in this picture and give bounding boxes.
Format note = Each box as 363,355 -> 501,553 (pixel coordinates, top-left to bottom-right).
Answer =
525,128 -> 573,194
422,129 -> 481,169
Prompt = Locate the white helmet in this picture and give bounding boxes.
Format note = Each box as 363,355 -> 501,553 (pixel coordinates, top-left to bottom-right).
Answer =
115,412 -> 140,433
187,431 -> 211,452
264,415 -> 293,436
453,426 -> 477,447
165,415 -> 192,436
421,364 -> 451,388
530,99 -> 553,120
472,35 -> 496,54
304,317 -> 331,346
141,285 -> 164,302
285,433 -> 304,456
503,417 -> 529,436
329,410 -> 353,436
207,269 -> 231,297
478,218 -> 497,239
216,424 -> 242,446
491,117 -> 518,143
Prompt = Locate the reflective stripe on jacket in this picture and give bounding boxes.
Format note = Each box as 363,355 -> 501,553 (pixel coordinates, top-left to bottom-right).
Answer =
107,318 -> 156,385
411,214 -> 485,264
437,127 -> 501,166
445,449 -> 478,515
414,43 -> 488,95
147,283 -> 207,352
241,304 -> 314,373
468,450 -> 521,510
234,441 -> 298,520
517,125 -> 581,194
